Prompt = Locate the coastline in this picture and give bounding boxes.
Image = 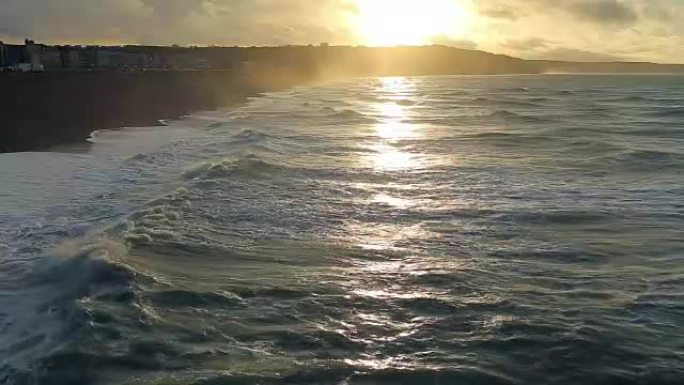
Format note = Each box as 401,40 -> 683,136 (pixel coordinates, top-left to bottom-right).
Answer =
3,68 -> 683,153
3,43 -> 683,154
0,70 -> 312,153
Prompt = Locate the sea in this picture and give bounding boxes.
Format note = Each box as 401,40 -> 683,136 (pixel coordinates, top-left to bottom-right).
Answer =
0,74 -> 683,385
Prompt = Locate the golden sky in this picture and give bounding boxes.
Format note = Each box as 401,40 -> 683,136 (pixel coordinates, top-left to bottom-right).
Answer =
1,0 -> 682,63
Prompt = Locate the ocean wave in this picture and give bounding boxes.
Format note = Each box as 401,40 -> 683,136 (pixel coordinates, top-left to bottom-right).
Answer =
453,132 -> 556,145
205,121 -> 227,128
182,155 -> 293,180
615,95 -> 649,102
602,95 -> 682,104
348,368 -> 515,385
499,210 -> 616,226
601,149 -> 684,169
625,127 -> 684,137
230,128 -> 274,142
486,109 -> 555,123
443,90 -> 470,96
501,87 -> 530,93
396,99 -> 418,106
244,107 -> 378,124
641,107 -> 684,118
327,108 -> 377,123
565,139 -> 625,153
471,96 -> 544,108
145,289 -> 245,308
461,131 -> 522,140
529,97 -> 553,102
0,238 -> 142,381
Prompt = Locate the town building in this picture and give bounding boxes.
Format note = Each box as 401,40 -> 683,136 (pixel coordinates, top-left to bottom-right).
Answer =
60,46 -> 87,69
0,42 -> 25,70
40,45 -> 62,70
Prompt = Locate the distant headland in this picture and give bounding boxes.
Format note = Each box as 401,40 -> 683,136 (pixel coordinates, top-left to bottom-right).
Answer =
2,40 -> 683,153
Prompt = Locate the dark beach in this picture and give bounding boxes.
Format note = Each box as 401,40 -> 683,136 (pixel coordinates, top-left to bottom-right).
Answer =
0,70 -> 309,152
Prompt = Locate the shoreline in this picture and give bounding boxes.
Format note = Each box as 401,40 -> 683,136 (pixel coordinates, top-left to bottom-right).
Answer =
3,70 -> 683,153
0,70 -> 312,153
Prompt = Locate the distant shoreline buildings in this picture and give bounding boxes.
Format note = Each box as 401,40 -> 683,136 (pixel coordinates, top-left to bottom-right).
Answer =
0,39 -> 335,72
0,39 -> 233,72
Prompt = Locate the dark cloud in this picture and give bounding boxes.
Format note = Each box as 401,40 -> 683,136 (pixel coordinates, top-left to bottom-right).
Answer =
478,0 -> 640,24
641,1 -> 676,22
501,37 -> 548,51
0,0 -> 355,45
566,0 -> 638,24
478,5 -> 520,20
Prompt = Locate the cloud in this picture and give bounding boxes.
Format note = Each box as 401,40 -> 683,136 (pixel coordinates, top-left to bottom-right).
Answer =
566,0 -> 638,25
0,0 -> 357,45
478,6 -> 520,20
474,0 -> 684,63
475,0 -> 640,24
0,0 -> 682,63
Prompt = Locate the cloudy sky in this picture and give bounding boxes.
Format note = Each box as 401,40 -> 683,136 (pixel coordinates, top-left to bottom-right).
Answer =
0,0 -> 682,63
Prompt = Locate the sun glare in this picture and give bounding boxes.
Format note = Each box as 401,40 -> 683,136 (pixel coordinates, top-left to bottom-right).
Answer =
354,0 -> 473,46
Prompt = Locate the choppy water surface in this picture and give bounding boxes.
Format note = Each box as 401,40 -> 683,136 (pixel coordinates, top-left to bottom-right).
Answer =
1,75 -> 683,384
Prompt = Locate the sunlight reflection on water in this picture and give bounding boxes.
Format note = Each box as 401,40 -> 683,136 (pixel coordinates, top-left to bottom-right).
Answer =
363,77 -> 426,172
365,143 -> 419,171
349,221 -> 429,251
374,121 -> 418,141
371,192 -> 414,209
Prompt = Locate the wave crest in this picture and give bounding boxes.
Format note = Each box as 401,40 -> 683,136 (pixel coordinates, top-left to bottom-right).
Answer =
183,155 -> 292,180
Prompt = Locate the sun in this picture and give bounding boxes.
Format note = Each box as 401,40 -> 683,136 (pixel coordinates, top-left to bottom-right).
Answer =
353,0 -> 473,46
